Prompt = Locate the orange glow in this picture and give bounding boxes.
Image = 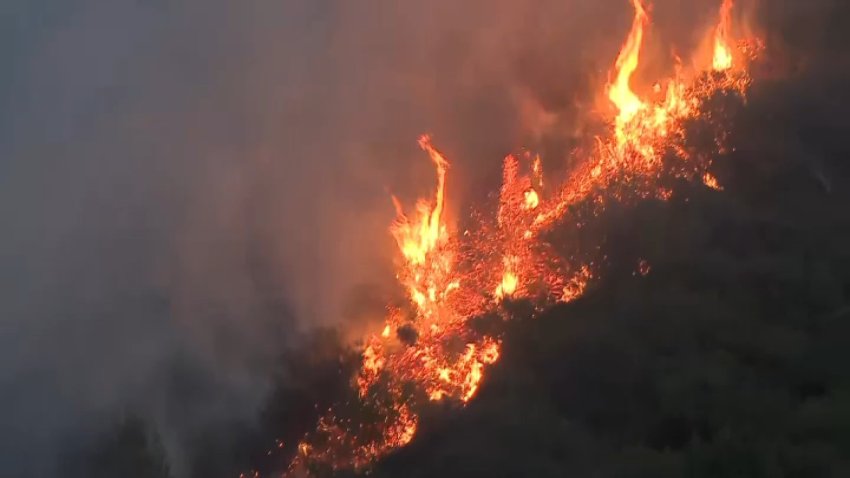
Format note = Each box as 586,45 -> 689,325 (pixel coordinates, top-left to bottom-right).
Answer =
389,135 -> 458,321
703,172 -> 724,190
713,0 -> 734,71
391,135 -> 449,267
495,271 -> 519,300
562,266 -> 592,303
608,0 -> 649,146
524,189 -> 540,210
280,0 -> 760,474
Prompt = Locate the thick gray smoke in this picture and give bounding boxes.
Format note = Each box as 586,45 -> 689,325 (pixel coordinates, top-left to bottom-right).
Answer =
0,0 -> 750,476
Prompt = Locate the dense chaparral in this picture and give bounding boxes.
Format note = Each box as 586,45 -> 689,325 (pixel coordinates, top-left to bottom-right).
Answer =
246,1 -> 764,476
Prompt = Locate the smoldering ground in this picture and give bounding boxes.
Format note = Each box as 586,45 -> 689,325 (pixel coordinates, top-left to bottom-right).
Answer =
0,0 -> 831,476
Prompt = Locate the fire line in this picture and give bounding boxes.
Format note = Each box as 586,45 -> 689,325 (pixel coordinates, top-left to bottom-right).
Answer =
276,1 -> 761,475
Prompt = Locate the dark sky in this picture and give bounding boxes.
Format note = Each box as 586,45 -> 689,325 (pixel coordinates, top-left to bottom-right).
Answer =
0,1 -> 765,476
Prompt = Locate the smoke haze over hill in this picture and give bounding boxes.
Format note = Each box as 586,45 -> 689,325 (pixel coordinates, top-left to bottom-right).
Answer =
2,0 -> 849,476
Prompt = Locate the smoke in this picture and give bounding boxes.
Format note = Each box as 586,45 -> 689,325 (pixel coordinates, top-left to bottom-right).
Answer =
0,0 -> 776,476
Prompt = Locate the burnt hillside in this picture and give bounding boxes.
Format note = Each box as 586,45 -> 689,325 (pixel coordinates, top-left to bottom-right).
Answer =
61,2 -> 850,477
363,19 -> 850,477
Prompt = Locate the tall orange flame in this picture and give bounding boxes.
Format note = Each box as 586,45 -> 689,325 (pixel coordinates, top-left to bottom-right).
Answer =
391,134 -> 449,266
713,0 -> 734,71
608,0 -> 649,145
388,135 -> 459,319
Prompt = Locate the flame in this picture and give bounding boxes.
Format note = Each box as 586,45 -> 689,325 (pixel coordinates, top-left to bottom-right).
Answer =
278,1 -> 761,475
609,0 -> 649,146
713,0 -> 734,71
523,189 -> 540,210
562,266 -> 592,303
391,135 -> 449,267
495,272 -> 518,299
495,255 -> 520,301
389,135 -> 458,321
703,172 -> 724,190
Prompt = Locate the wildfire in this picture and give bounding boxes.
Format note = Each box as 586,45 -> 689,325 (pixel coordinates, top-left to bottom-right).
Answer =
391,134 -> 449,267
523,189 -> 540,210
703,172 -> 724,190
494,256 -> 519,300
713,0 -> 735,71
389,135 -> 458,321
608,0 -> 649,147
278,1 -> 760,476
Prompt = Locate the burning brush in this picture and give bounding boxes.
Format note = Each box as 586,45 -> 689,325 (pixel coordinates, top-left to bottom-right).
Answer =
270,0 -> 762,476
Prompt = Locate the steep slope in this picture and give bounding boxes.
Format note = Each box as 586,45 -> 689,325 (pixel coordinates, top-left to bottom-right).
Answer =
367,51 -> 850,478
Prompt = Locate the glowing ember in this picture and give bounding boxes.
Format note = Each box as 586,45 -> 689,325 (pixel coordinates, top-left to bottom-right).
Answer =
524,189 -> 540,210
277,1 -> 761,475
562,266 -> 592,303
703,172 -> 724,190
637,259 -> 652,277
494,263 -> 519,300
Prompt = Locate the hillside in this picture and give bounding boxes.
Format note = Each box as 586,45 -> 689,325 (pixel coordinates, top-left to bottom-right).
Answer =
364,48 -> 850,478
64,2 -> 850,477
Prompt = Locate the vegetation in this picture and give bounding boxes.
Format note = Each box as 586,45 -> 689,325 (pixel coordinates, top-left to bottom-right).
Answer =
365,35 -> 850,478
77,2 -> 850,477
